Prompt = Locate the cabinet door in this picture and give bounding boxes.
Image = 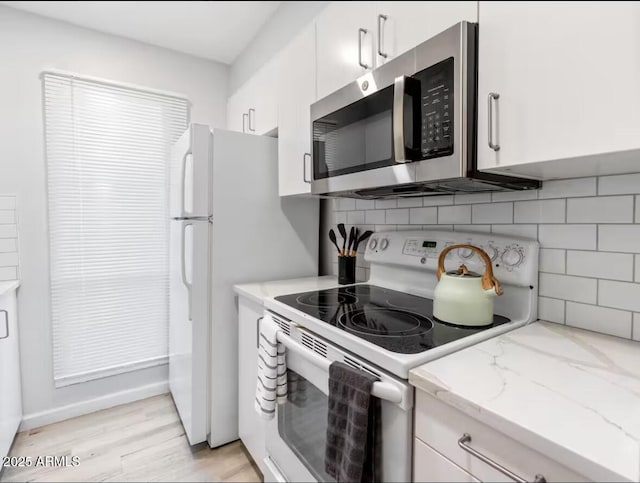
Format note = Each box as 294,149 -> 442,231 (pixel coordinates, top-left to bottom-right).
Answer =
477,1 -> 640,175
278,25 -> 316,196
237,296 -> 265,473
227,89 -> 248,133
374,1 -> 477,64
244,58 -> 280,136
316,1 -> 376,100
414,438 -> 480,483
0,290 -> 22,459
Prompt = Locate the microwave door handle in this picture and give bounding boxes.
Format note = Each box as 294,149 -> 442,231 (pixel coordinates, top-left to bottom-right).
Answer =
393,76 -> 408,163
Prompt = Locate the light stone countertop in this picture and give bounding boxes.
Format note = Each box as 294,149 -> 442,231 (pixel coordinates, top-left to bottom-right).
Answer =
234,275 -> 339,306
409,321 -> 640,482
0,280 -> 20,296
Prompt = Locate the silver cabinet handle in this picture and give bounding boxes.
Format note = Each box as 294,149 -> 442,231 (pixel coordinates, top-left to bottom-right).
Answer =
458,434 -> 546,483
377,14 -> 388,58
248,108 -> 256,132
256,316 -> 264,348
242,113 -> 248,133
488,92 -> 500,151
303,153 -> 311,183
0,310 -> 8,340
358,28 -> 369,69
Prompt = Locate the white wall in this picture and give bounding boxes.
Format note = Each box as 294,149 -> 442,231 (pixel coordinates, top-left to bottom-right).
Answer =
229,0 -> 329,95
0,5 -> 228,428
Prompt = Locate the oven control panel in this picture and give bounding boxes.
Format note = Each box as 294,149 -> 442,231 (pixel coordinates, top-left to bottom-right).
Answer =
366,230 -> 539,288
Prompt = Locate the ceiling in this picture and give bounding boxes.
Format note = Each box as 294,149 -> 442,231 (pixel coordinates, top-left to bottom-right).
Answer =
0,1 -> 281,64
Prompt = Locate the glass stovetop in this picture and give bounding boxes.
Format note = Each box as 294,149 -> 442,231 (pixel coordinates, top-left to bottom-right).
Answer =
274,284 -> 510,354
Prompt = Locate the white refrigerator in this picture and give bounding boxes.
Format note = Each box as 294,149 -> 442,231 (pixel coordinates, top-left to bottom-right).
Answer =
169,124 -> 319,447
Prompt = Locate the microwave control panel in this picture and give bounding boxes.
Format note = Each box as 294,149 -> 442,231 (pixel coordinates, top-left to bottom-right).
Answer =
416,57 -> 454,159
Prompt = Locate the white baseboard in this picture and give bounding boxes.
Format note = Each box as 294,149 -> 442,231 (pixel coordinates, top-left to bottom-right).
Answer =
19,381 -> 170,431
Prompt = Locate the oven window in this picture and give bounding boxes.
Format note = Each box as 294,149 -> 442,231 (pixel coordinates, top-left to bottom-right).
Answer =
278,370 -> 335,482
312,86 -> 395,180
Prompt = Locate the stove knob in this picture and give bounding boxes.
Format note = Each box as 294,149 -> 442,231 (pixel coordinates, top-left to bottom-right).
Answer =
458,247 -> 473,259
485,245 -> 499,261
501,248 -> 524,267
380,238 -> 389,250
370,238 -> 378,250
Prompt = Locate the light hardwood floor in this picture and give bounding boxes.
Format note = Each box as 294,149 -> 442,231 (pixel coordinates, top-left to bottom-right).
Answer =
0,394 -> 262,482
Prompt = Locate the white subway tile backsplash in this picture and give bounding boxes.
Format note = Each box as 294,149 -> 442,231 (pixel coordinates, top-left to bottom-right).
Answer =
567,196 -> 634,223
566,251 -> 633,281
472,202 -> 513,224
491,224 -> 538,240
365,210 -> 385,225
491,190 -> 538,202
355,199 -> 375,210
538,225 -> 596,250
375,199 -> 397,209
454,225 -> 491,233
397,198 -> 423,208
598,225 -> 640,253
538,178 -> 596,199
539,249 -> 566,274
409,207 -> 437,224
336,198 -> 356,211
0,225 -> 17,239
514,199 -> 565,224
325,173 -> 640,341
438,205 -> 471,224
423,195 -> 454,206
334,212 -> 347,224
386,209 -> 409,224
347,211 -> 365,225
599,174 -> 640,195
0,252 -> 18,266
0,267 -> 17,281
539,273 -> 597,304
0,211 -> 15,224
0,239 -> 16,253
599,280 -> 640,312
454,193 -> 491,205
566,302 -> 632,338
0,197 -> 16,210
538,297 -> 565,323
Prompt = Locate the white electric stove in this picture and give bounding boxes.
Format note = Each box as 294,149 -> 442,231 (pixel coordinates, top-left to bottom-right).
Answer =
262,230 -> 539,483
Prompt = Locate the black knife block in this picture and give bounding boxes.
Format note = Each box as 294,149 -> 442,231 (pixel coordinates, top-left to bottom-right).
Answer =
338,256 -> 356,285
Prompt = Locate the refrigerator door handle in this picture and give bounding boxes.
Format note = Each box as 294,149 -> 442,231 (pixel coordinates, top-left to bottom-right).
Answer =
181,221 -> 193,320
180,150 -> 192,218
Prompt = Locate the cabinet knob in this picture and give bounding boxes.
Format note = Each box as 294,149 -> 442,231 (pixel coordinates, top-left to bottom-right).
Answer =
488,92 -> 500,151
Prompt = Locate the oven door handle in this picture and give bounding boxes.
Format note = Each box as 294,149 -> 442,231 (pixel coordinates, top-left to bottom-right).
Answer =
276,330 -> 404,406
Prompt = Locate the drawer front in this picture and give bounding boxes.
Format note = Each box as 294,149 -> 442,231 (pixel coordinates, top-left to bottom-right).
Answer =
414,437 -> 479,483
415,391 -> 589,482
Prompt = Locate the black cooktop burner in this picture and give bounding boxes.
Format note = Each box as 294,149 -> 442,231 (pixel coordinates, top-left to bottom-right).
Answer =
275,284 -> 510,354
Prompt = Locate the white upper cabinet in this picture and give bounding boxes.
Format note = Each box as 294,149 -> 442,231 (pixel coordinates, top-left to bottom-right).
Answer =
316,1 -> 377,100
478,1 -> 640,179
374,1 -> 477,64
277,25 -> 316,196
227,57 -> 279,136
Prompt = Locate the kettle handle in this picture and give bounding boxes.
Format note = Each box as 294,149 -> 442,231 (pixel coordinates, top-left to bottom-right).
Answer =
437,244 -> 504,296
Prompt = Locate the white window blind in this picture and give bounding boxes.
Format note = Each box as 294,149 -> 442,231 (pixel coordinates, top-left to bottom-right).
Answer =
42,72 -> 189,387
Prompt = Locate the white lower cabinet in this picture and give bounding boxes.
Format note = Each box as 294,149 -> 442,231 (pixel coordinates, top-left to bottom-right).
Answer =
413,391 -> 589,482
414,438 -> 479,483
237,295 -> 265,473
0,288 -> 22,460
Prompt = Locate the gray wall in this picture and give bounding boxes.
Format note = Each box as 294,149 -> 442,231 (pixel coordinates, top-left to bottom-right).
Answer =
229,0 -> 329,95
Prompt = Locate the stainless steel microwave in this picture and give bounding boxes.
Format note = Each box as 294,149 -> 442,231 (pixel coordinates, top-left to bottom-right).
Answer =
310,21 -> 539,198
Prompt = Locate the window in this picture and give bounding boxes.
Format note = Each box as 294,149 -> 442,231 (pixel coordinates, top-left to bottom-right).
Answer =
42,72 -> 189,387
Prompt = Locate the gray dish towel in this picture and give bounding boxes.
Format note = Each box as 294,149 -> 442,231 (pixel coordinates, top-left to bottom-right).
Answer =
325,361 -> 380,483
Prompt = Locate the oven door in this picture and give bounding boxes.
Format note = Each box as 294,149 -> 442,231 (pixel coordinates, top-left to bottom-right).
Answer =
264,321 -> 413,483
